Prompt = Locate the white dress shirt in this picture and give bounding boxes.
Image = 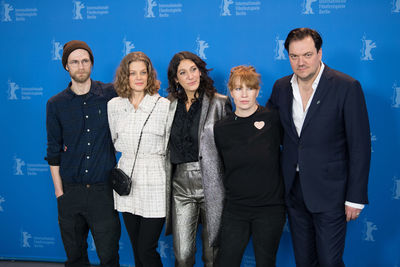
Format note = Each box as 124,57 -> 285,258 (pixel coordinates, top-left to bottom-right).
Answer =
291,62 -> 364,210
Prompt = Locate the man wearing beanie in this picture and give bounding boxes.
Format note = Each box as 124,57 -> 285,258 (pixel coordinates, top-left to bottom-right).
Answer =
45,40 -> 120,267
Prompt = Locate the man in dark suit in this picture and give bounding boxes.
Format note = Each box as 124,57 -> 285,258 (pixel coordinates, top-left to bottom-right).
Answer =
267,28 -> 371,266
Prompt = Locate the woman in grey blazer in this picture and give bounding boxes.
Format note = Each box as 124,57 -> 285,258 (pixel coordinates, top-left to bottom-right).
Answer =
165,51 -> 231,267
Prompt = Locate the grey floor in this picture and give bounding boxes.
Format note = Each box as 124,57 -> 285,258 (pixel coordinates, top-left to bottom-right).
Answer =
0,261 -> 64,267
0,261 -> 106,267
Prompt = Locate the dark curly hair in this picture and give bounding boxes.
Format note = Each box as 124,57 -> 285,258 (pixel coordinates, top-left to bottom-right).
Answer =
114,51 -> 160,98
167,51 -> 216,102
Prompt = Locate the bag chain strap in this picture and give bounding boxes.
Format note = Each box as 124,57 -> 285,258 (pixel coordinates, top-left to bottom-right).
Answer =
129,96 -> 161,178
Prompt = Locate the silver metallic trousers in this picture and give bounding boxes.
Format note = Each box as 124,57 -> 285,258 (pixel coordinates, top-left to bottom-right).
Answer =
172,161 -> 217,267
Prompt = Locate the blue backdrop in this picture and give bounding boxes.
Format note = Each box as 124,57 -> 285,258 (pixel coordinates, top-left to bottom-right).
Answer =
1,0 -> 399,266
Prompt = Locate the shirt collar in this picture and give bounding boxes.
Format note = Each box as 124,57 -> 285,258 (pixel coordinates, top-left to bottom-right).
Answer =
64,79 -> 101,99
124,93 -> 160,113
290,62 -> 325,91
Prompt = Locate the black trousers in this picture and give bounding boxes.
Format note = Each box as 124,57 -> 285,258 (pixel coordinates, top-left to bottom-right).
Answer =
57,183 -> 121,267
122,213 -> 165,267
287,173 -> 346,267
217,202 -> 286,267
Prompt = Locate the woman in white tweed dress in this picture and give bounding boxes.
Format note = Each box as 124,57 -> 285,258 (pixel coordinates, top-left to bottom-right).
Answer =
107,52 -> 174,267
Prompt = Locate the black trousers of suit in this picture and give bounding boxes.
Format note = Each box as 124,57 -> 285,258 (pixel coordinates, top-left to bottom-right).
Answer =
287,173 -> 346,267
122,213 -> 165,267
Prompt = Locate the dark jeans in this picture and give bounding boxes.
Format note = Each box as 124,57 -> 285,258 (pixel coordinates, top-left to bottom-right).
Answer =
122,213 -> 165,267
217,202 -> 286,267
287,173 -> 346,267
57,183 -> 121,267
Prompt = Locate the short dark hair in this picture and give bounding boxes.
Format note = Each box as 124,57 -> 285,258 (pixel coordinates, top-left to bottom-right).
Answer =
167,51 -> 216,101
284,28 -> 323,53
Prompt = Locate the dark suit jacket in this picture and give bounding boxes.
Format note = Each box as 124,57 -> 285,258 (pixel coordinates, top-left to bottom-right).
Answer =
267,65 -> 371,212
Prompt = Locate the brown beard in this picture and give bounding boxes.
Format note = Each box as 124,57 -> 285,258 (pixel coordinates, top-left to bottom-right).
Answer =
70,71 -> 91,84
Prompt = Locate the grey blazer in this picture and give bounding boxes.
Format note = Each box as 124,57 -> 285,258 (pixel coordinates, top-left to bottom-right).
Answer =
164,93 -> 232,246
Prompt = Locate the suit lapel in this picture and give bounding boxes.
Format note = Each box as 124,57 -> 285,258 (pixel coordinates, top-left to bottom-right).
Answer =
301,66 -> 333,136
283,76 -> 299,139
198,94 -> 210,139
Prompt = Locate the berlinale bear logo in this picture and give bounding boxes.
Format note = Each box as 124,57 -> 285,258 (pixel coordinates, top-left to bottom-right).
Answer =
274,35 -> 286,60
196,36 -> 209,60
302,0 -> 317,14
1,1 -> 13,22
145,0 -> 157,18
220,0 -> 234,16
72,0 -> 85,20
360,34 -> 376,61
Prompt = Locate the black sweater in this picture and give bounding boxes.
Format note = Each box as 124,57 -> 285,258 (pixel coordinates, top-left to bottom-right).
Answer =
214,106 -> 285,208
